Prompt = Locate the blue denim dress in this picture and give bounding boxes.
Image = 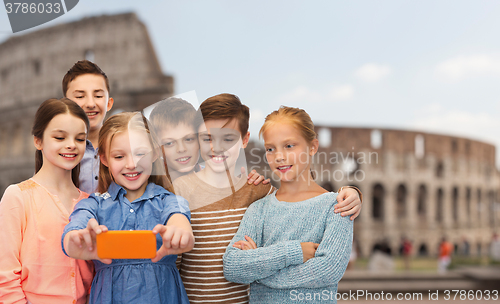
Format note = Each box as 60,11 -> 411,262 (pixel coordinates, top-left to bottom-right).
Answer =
63,182 -> 190,304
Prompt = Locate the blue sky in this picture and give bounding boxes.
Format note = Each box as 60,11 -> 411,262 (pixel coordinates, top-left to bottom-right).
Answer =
2,1 -> 500,162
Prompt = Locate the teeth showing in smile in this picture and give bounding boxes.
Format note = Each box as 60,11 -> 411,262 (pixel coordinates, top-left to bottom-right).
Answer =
177,156 -> 191,162
124,173 -> 140,177
211,156 -> 227,162
86,112 -> 98,117
278,165 -> 292,170
60,153 -> 77,158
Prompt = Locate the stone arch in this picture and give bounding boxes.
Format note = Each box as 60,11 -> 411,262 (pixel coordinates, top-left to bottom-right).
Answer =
417,184 -> 427,219
372,183 -> 384,221
466,187 -> 471,226
436,188 -> 444,222
418,243 -> 428,256
488,190 -> 495,227
396,184 -> 407,219
477,189 -> 482,222
452,187 -> 459,222
436,161 -> 444,178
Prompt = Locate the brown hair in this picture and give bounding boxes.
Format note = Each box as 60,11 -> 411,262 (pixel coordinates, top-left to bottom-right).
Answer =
149,97 -> 198,133
259,106 -> 317,179
32,98 -> 90,187
62,60 -> 110,96
197,93 -> 249,137
97,112 -> 173,194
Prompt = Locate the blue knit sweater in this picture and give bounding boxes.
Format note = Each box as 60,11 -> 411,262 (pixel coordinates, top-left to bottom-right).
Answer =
223,191 -> 353,303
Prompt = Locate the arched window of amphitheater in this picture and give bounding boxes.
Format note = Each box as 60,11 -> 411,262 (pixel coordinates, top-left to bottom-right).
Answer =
488,190 -> 495,227
417,184 -> 427,219
318,128 -> 331,148
452,187 -> 459,223
370,129 -> 382,149
476,189 -> 482,222
436,188 -> 444,223
415,135 -> 424,159
418,244 -> 428,256
436,161 -> 444,178
85,49 -> 95,62
396,184 -> 407,220
372,184 -> 384,221
466,188 -> 471,227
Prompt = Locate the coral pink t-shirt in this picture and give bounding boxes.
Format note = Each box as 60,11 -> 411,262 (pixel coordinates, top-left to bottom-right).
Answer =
0,179 -> 94,304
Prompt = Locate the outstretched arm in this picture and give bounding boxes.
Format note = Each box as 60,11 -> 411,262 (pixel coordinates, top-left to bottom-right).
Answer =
61,197 -> 110,264
223,202 -> 304,285
258,205 -> 353,289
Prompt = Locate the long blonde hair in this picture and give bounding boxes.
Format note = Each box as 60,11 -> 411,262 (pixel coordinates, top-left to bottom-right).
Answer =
259,106 -> 317,179
97,112 -> 173,194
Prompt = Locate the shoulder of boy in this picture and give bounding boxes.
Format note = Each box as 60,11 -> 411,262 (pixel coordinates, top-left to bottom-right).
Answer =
253,182 -> 274,199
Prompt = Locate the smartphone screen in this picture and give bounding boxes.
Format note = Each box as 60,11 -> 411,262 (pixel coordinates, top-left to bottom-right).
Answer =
96,230 -> 157,259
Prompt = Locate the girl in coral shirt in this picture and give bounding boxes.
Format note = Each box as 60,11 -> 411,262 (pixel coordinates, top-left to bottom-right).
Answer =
0,98 -> 94,304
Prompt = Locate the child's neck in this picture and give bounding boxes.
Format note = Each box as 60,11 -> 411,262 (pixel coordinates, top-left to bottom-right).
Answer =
33,163 -> 76,193
88,128 -> 100,149
122,181 -> 148,203
276,177 -> 327,203
169,169 -> 190,182
196,166 -> 241,189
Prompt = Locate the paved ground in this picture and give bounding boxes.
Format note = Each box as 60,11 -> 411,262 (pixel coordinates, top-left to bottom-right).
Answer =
336,266 -> 500,303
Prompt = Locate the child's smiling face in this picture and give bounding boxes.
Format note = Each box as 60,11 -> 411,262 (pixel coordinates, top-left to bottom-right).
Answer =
66,74 -> 114,133
197,118 -> 249,175
263,121 -> 318,183
103,129 -> 154,201
34,113 -> 87,172
158,123 -> 200,174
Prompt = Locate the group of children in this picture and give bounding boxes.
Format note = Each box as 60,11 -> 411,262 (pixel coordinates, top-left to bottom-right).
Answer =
0,60 -> 362,304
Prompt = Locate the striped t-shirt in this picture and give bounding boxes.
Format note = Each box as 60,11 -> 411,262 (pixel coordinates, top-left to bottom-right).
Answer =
173,172 -> 274,304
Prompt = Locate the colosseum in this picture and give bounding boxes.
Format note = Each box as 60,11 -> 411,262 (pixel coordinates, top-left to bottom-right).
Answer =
0,13 -> 174,194
248,127 -> 500,258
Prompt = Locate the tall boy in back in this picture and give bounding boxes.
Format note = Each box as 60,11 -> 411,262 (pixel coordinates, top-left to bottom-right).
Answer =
62,60 -> 114,194
173,93 -> 362,304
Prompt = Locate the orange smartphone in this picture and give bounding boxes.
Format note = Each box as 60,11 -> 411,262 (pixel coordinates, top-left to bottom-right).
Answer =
96,230 -> 157,259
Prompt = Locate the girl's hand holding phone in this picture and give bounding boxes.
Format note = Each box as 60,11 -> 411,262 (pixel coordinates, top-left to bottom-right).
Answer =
65,218 -> 112,264
151,224 -> 194,262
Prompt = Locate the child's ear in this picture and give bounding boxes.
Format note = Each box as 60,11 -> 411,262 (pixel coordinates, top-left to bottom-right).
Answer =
310,139 -> 319,156
242,132 -> 250,149
33,136 -> 42,150
106,97 -> 114,112
100,154 -> 109,167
